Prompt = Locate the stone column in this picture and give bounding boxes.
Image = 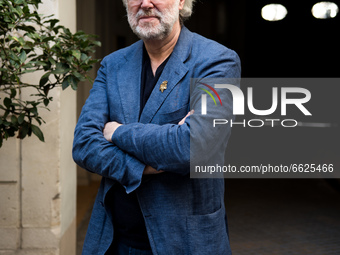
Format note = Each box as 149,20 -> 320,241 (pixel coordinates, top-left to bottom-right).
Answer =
0,0 -> 77,254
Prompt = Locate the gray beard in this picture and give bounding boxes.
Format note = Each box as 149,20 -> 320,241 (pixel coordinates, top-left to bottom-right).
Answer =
133,22 -> 171,41
127,5 -> 179,41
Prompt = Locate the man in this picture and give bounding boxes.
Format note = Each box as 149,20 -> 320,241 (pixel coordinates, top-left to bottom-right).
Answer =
72,0 -> 241,254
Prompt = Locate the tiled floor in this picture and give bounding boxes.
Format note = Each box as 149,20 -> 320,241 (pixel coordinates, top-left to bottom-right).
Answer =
77,179 -> 340,255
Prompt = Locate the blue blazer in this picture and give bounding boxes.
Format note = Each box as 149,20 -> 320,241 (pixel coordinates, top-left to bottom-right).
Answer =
73,27 -> 241,255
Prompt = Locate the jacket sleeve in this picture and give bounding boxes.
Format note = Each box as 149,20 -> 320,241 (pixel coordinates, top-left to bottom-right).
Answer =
112,49 -> 241,175
72,57 -> 145,194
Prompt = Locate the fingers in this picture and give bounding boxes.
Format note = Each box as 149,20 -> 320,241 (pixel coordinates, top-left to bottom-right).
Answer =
143,165 -> 164,175
178,110 -> 194,125
103,121 -> 122,142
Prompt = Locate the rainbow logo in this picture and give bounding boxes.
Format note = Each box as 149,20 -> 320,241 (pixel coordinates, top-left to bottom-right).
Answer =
198,83 -> 223,106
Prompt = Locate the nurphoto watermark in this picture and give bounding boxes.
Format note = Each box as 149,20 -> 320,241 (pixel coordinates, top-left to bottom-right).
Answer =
190,78 -> 339,179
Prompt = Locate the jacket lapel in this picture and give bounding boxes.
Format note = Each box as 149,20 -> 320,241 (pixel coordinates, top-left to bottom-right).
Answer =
139,27 -> 193,124
116,40 -> 144,124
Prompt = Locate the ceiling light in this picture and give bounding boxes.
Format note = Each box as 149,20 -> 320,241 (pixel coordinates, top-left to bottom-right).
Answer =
312,2 -> 339,19
261,4 -> 288,21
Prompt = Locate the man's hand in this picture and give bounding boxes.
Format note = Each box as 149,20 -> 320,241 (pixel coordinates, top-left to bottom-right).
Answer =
143,165 -> 164,175
103,121 -> 122,142
178,110 -> 194,125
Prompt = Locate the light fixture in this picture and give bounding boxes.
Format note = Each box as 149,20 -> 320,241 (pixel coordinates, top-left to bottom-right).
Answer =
261,4 -> 288,21
312,2 -> 339,19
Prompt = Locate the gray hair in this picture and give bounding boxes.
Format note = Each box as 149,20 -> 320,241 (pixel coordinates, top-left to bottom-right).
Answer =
122,0 -> 196,23
180,0 -> 196,22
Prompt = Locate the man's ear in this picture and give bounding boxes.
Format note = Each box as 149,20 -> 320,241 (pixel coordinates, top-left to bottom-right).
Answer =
179,0 -> 185,10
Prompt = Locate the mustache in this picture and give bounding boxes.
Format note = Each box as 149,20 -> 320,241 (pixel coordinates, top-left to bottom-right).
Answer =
135,9 -> 162,19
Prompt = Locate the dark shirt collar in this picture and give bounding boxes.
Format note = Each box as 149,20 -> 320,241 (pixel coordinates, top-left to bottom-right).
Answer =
140,45 -> 171,115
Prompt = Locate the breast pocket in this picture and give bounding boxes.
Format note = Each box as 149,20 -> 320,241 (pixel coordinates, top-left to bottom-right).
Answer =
158,103 -> 189,125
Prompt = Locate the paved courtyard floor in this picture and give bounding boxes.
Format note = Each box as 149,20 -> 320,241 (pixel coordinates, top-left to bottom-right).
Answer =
226,179 -> 340,255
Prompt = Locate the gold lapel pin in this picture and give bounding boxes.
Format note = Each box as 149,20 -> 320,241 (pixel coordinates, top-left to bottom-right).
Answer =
160,81 -> 168,93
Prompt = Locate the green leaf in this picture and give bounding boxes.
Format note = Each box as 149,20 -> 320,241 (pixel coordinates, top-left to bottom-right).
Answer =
63,28 -> 71,35
48,19 -> 59,28
9,51 -> 20,62
72,71 -> 85,81
18,37 -> 25,46
42,36 -> 54,42
9,5 -> 19,16
31,124 -> 44,142
43,61 -> 52,71
18,124 -> 29,139
11,115 -> 18,125
22,5 -> 30,15
18,113 -> 25,124
15,5 -> 23,16
74,30 -> 85,36
39,72 -> 50,87
17,25 -> 36,33
48,57 -> 56,65
35,118 -> 42,125
10,89 -> 17,98
53,26 -> 63,34
62,75 -> 78,90
7,127 -> 16,137
19,50 -> 27,63
23,62 -> 34,69
43,85 -> 50,96
93,41 -> 102,47
80,53 -> 89,63
52,68 -> 69,75
69,76 -> 78,90
43,98 -> 49,106
32,61 -> 48,66
21,69 -> 37,74
23,43 -> 34,50
14,0 -> 25,4
29,106 -> 38,116
71,50 -> 81,60
3,121 -> 11,127
4,97 -> 11,109
53,63 -> 70,74
62,76 -> 70,90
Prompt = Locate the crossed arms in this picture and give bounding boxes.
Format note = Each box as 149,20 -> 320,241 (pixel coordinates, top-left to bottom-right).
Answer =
72,49 -> 240,193
103,111 -> 193,175
72,58 -> 193,193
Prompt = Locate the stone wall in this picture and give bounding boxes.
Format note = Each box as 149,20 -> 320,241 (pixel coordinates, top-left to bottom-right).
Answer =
0,0 -> 77,254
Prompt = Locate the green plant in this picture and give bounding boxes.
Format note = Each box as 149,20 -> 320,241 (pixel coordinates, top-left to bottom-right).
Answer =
0,0 -> 101,147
